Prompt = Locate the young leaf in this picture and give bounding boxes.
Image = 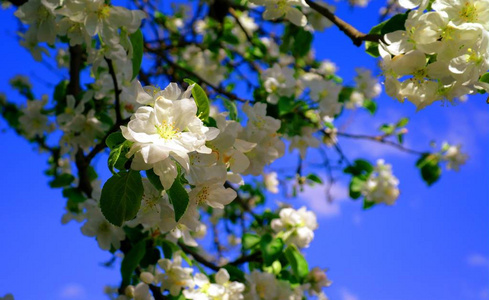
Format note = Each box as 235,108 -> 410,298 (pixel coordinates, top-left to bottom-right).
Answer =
108,141 -> 130,174
167,178 -> 189,222
121,239 -> 146,286
284,245 -> 309,281
349,176 -> 366,199
146,169 -> 164,192
183,79 -> 210,121
129,29 -> 144,80
106,131 -> 125,149
223,98 -> 238,121
100,170 -> 144,226
416,154 -> 441,186
242,233 -> 260,250
260,233 -> 284,266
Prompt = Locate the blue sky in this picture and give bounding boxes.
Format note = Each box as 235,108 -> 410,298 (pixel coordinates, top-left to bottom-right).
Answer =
0,1 -> 488,300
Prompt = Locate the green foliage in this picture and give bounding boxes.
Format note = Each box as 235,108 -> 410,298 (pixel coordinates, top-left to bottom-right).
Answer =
129,29 -> 144,80
167,176 -> 190,222
260,233 -> 284,266
344,160 -> 374,199
100,170 -> 144,226
280,24 -> 313,57
284,245 -> 309,281
49,173 -> 75,188
121,239 -> 146,286
242,233 -> 261,250
184,79 -> 210,121
416,153 -> 442,186
146,169 -> 164,192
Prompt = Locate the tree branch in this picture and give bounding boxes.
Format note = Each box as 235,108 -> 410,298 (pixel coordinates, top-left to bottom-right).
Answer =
337,132 -> 424,155
305,0 -> 383,46
105,57 -> 123,124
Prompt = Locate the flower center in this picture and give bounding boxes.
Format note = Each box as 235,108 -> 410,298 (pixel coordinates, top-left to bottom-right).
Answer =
196,186 -> 210,204
155,121 -> 179,140
459,2 -> 478,22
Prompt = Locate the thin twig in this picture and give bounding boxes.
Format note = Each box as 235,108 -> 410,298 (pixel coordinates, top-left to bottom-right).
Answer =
337,132 -> 424,155
105,58 -> 123,124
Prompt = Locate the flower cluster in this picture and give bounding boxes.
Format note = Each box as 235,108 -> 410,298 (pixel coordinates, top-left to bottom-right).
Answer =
361,159 -> 400,205
271,206 -> 318,248
379,0 -> 489,109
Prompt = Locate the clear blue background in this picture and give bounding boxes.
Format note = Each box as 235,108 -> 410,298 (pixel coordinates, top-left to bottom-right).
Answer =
0,1 -> 488,299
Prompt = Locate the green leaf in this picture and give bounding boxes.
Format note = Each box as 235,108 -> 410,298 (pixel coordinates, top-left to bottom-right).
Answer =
306,174 -> 323,184
381,12 -> 410,35
167,178 -> 189,222
292,28 -> 313,57
363,99 -> 377,115
161,240 -> 179,259
380,124 -> 395,135
108,141 -> 131,174
49,173 -> 75,188
284,245 -> 309,281
242,233 -> 260,250
260,234 -> 284,266
100,170 -> 144,226
223,98 -> 238,121
62,187 -> 86,203
344,159 -> 374,176
396,117 -> 409,128
106,131 -> 125,149
121,239 -> 146,286
184,79 -> 210,121
146,169 -> 164,192
480,72 -> 489,84
129,29 -> 144,80
349,176 -> 366,199
363,200 -> 376,210
416,154 -> 441,186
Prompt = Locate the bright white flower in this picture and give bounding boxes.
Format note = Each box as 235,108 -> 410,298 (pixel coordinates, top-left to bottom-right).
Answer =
262,64 -> 296,104
189,178 -> 237,209
19,95 -> 54,139
122,83 -> 219,190
14,0 -> 58,45
441,143 -> 468,171
251,0 -> 309,27
271,206 -> 318,248
126,178 -> 165,230
158,254 -> 194,296
244,270 -> 279,300
264,172 -> 280,194
181,45 -> 227,86
354,68 -> 382,99
362,159 -> 400,205
240,103 -> 285,176
81,200 -> 126,250
133,282 -> 151,300
432,0 -> 489,30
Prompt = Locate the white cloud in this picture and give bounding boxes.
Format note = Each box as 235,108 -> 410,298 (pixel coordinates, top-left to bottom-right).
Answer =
467,253 -> 489,267
58,283 -> 86,300
298,181 -> 349,218
340,288 -> 359,300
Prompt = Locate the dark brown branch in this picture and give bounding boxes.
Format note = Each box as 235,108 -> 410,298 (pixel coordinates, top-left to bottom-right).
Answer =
337,132 -> 424,155
178,242 -> 220,271
305,0 -> 383,46
105,58 -> 123,124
